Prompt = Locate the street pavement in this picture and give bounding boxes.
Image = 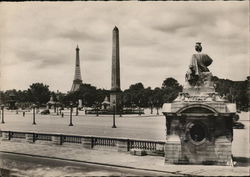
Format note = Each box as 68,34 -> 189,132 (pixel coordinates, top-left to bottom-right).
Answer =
0,152 -> 175,177
0,141 -> 249,176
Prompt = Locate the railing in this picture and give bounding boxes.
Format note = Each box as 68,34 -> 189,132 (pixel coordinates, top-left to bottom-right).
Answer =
0,131 -> 165,154
129,139 -> 164,151
63,135 -> 82,144
93,137 -> 117,147
10,131 -> 26,139
35,133 -> 52,141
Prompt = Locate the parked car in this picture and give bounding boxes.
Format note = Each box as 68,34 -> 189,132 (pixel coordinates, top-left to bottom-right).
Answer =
40,109 -> 50,115
233,122 -> 245,129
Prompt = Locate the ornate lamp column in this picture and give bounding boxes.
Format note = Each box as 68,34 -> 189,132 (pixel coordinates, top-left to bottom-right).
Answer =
1,104 -> 4,124
69,102 -> 73,126
138,100 -> 141,116
112,100 -> 117,128
156,100 -> 159,115
32,104 -> 36,125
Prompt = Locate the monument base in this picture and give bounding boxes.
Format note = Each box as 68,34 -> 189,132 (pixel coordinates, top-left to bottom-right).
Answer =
165,136 -> 232,165
163,86 -> 235,166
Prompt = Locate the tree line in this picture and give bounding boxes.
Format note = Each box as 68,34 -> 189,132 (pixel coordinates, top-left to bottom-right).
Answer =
0,76 -> 248,110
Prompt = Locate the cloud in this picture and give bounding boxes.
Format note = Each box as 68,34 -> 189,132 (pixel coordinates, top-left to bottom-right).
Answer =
0,1 -> 248,92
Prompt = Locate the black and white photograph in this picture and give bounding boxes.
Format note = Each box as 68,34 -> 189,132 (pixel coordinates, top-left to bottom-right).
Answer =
0,1 -> 249,176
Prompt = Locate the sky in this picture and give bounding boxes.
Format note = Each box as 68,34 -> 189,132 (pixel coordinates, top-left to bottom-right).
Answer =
0,1 -> 249,93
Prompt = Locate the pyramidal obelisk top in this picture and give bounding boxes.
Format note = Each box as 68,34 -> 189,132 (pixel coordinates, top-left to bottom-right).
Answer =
70,45 -> 83,92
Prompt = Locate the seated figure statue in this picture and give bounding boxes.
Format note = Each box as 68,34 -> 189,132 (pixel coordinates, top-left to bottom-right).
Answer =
186,43 -> 213,87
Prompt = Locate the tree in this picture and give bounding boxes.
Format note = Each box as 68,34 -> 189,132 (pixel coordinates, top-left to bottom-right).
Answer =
63,83 -> 107,107
162,77 -> 181,89
123,83 -> 146,107
27,83 -> 51,105
161,77 -> 183,103
212,76 -> 249,110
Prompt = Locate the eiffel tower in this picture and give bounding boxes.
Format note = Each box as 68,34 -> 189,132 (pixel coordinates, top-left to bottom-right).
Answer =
70,45 -> 82,92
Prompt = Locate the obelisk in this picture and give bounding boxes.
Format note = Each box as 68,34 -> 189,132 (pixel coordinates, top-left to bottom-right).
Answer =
70,45 -> 83,92
110,26 -> 121,112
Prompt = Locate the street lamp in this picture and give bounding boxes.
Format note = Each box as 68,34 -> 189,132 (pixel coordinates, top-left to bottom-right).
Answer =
56,94 -> 60,115
150,100 -> 153,114
1,104 -> 5,124
112,100 -> 117,128
32,104 -> 36,125
119,100 -> 123,117
76,102 -> 79,116
56,103 -> 59,115
96,102 -> 99,117
138,100 -> 141,116
54,102 -> 56,113
156,100 -> 159,115
69,102 -> 73,126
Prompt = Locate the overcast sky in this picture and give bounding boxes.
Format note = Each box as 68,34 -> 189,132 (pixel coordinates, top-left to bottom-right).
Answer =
0,1 -> 248,93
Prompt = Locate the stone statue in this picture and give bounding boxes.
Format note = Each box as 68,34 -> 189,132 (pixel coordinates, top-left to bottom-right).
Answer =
186,43 -> 213,86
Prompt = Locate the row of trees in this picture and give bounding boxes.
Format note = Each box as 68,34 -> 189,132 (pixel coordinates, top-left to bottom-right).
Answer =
0,78 -> 182,109
0,77 -> 248,110
212,76 -> 249,110
63,77 -> 182,107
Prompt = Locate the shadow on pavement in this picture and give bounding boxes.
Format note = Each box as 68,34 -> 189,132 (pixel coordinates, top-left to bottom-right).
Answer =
233,156 -> 250,167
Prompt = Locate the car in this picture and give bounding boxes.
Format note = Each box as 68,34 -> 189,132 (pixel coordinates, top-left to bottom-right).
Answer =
40,109 -> 50,115
233,122 -> 245,129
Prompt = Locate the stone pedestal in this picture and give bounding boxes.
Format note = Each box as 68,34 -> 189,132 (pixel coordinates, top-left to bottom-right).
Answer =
214,136 -> 232,165
110,92 -> 122,112
165,135 -> 181,164
130,149 -> 146,156
162,84 -> 235,165
117,139 -> 129,152
52,135 -> 62,145
1,132 -> 10,141
25,133 -> 35,143
82,136 -> 93,149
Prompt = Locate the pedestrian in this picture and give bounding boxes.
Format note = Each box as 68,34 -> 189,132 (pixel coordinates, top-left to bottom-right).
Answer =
23,111 -> 25,117
61,112 -> 64,118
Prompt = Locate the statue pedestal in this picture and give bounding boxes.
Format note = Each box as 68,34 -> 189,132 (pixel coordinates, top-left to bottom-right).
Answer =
162,81 -> 235,165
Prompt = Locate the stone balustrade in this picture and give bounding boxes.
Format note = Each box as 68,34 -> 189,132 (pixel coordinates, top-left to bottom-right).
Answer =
0,130 -> 165,157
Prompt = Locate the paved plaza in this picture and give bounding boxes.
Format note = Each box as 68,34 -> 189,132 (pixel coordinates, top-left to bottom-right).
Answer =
0,109 -> 249,176
0,108 -> 166,140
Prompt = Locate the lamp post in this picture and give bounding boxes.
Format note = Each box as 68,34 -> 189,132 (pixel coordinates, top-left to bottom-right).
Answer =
138,100 -> 141,116
54,102 -> 56,113
56,94 -> 60,115
76,102 -> 79,116
150,101 -> 153,114
1,104 -> 4,124
156,100 -> 159,115
112,100 -> 116,128
32,104 -> 36,125
69,102 -> 73,126
96,102 -> 99,117
56,103 -> 59,115
119,100 -> 122,117
59,106 -> 62,115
